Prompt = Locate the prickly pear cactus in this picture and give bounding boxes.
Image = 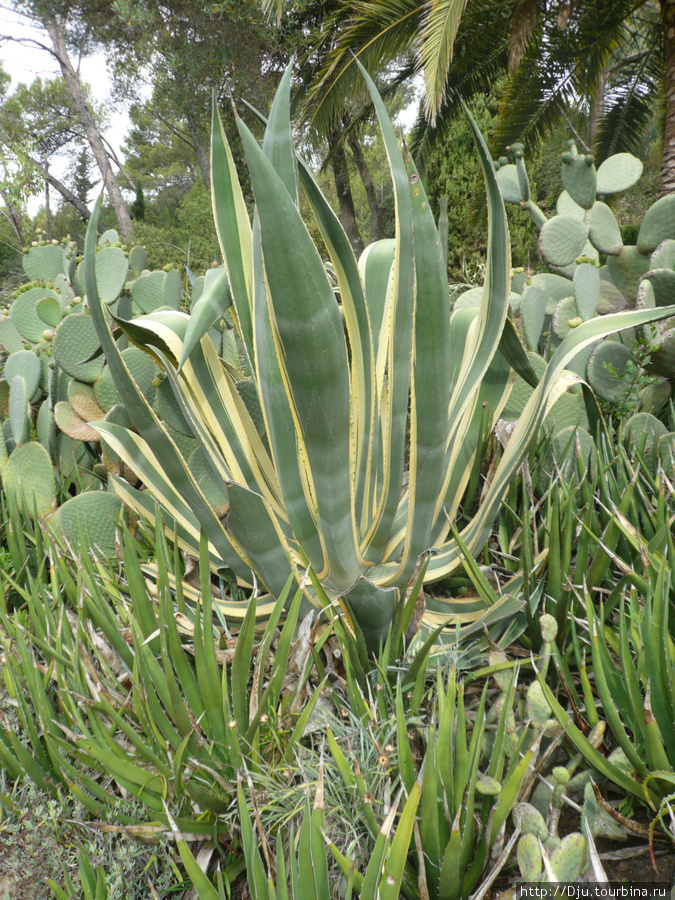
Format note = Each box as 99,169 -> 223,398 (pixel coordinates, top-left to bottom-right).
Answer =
496,144 -> 675,414
48,490 -> 122,558
1,229 -> 237,510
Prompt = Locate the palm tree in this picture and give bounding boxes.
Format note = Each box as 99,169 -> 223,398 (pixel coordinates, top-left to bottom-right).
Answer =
294,0 -> 675,196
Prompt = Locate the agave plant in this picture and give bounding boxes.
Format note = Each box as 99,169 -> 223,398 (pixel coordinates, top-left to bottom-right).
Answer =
83,61 -> 675,652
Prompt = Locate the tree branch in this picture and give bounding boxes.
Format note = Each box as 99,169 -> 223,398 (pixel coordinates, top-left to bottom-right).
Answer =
555,100 -> 590,152
102,136 -> 136,190
148,106 -> 197,151
25,153 -> 104,231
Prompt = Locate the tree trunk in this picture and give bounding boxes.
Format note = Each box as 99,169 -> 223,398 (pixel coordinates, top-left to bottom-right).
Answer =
0,187 -> 25,244
347,129 -> 385,243
194,139 -> 212,193
328,126 -> 363,255
27,155 -> 104,231
45,19 -> 133,240
43,156 -> 51,240
589,67 -> 607,150
660,0 -> 675,196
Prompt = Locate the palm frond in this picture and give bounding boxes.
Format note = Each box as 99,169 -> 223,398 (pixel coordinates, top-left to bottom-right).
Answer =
419,0 -> 468,123
305,0 -> 425,135
507,0 -> 540,71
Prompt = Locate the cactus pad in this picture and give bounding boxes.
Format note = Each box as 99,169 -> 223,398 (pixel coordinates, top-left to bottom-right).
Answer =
587,341 -> 633,401
517,834 -> 543,880
640,268 -> 675,308
155,377 -> 192,435
650,239 -> 675,271
546,390 -> 588,432
597,278 -> 629,314
539,216 -> 589,267
163,268 -> 182,309
8,375 -> 30,445
55,401 -> 102,442
187,445 -> 229,516
131,271 -> 167,314
454,287 -> 482,310
53,491 -> 122,558
163,418 -> 197,460
556,190 -> 585,220
647,328 -> 675,379
55,432 -> 90,481
53,313 -> 104,383
573,263 -> 600,320
221,327 -> 240,368
658,432 -> 675,476
606,246 -> 650,305
581,782 -> 628,841
67,380 -> 106,422
0,379 -> 9,419
93,366 -> 122,412
623,412 -> 667,455
548,833 -> 588,881
128,245 -> 148,278
36,401 -> 56,458
12,288 -> 59,343
521,284 -> 546,350
637,194 -> 675,254
542,426 -> 595,483
552,295 -> 580,340
1,441 -> 56,518
23,243 -> 67,282
100,404 -> 134,476
637,379 -> 670,416
502,352 -> 546,420
561,154 -> 596,209
95,246 -> 129,305
236,379 -> 266,436
495,164 -> 522,203
191,273 -> 206,306
3,420 -> 14,456
36,295 -> 63,328
0,316 -> 25,353
121,347 -> 160,403
4,350 -> 42,399
596,153 -> 643,194
588,201 -> 622,255
99,229 -> 119,247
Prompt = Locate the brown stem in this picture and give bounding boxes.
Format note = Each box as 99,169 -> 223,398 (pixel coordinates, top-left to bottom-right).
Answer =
45,19 -> 133,240
659,0 -> 675,196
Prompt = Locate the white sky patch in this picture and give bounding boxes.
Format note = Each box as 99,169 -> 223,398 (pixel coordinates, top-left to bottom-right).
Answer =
0,3 -> 135,215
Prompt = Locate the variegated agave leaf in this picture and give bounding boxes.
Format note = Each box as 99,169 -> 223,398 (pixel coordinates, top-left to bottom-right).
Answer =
84,61 -> 675,651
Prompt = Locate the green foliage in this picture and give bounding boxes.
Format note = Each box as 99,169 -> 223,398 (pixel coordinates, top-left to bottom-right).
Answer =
498,140 -> 675,419
129,182 -> 146,221
129,181 -> 220,272
79,62 -> 675,655
0,222 -> 239,518
539,481 -> 675,827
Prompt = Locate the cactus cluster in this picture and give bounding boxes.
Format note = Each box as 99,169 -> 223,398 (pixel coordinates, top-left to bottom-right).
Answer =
484,615 -> 621,885
0,230 -> 239,546
495,142 -> 675,415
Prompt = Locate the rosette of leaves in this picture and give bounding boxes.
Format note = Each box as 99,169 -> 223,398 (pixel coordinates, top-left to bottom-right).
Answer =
84,63 -> 675,652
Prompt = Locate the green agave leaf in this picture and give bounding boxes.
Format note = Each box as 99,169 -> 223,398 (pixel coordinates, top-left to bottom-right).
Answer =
236,115 -> 359,591
261,59 -> 299,205
211,96 -> 254,367
427,302 -> 675,581
179,267 -> 231,371
84,196 -> 241,576
355,58 -> 415,563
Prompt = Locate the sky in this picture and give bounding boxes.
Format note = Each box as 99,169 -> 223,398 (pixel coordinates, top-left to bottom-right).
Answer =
0,4 -> 135,214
